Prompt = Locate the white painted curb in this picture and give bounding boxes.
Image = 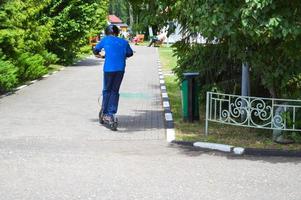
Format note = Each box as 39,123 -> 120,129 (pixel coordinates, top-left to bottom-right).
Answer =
233,147 -> 245,155
16,85 -> 27,90
163,101 -> 170,108
30,80 -> 38,84
162,93 -> 168,98
193,142 -> 233,152
157,48 -> 176,143
166,129 -> 176,142
165,113 -> 173,121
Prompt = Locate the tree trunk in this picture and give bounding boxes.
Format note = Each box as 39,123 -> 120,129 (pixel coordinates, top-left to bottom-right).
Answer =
128,2 -> 134,27
268,87 -> 277,98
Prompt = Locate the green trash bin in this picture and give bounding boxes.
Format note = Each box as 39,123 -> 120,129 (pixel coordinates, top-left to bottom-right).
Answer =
181,72 -> 200,122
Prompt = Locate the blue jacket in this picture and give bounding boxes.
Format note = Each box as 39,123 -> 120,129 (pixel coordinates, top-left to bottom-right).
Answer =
94,36 -> 133,72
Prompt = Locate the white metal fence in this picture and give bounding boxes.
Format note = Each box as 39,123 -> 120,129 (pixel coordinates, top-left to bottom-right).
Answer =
205,92 -> 301,135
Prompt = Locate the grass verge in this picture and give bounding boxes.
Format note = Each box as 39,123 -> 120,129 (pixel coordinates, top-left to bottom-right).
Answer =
158,45 -> 301,150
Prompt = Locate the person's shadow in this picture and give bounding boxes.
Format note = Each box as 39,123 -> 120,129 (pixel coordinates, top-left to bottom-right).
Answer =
90,109 -> 165,133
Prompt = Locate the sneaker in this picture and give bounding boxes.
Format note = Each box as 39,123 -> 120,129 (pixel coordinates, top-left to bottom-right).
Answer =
103,114 -> 113,122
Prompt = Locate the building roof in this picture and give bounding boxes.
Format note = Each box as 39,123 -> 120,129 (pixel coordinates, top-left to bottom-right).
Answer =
108,15 -> 122,23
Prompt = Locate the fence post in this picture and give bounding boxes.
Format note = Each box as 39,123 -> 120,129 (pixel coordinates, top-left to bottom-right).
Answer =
205,92 -> 210,136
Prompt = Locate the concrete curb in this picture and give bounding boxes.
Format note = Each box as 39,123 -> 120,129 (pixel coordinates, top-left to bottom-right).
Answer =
156,48 -> 175,142
154,49 -> 301,157
171,140 -> 301,157
194,142 -> 234,153
243,148 -> 301,157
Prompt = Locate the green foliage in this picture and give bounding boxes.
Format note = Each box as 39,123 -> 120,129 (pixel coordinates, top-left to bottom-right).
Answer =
125,0 -> 172,34
172,42 -> 242,100
17,53 -> 47,81
0,59 -> 18,93
281,110 -> 301,143
79,45 -> 93,56
0,0 -> 53,57
44,0 -> 108,64
0,0 -> 109,93
110,0 -> 129,23
40,51 -> 59,67
138,0 -> 301,99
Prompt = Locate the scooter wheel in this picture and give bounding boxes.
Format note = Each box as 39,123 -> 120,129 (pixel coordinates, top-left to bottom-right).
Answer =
110,122 -> 118,131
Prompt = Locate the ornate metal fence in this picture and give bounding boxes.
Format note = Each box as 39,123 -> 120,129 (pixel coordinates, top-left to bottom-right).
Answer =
205,92 -> 301,135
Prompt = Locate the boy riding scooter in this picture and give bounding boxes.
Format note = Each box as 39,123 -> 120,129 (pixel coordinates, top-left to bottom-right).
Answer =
93,25 -> 134,130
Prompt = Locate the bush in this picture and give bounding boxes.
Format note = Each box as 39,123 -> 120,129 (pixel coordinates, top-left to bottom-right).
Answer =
0,59 -> 18,94
17,53 -> 47,81
79,45 -> 93,56
173,42 -> 242,101
44,0 -> 108,64
141,0 -> 301,99
40,51 -> 59,67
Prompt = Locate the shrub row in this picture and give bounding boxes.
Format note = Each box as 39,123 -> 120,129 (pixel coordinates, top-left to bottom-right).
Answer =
0,0 -> 108,94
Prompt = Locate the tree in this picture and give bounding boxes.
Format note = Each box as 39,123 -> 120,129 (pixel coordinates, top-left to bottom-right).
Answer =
134,0 -> 301,98
118,0 -> 171,34
109,0 -> 129,24
44,0 -> 109,64
0,0 -> 54,81
0,0 -> 109,93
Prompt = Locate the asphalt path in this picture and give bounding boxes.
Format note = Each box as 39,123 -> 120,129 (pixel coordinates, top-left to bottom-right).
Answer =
0,46 -> 300,200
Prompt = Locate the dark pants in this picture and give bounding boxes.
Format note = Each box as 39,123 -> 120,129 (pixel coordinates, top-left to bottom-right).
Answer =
102,71 -> 124,116
148,38 -> 159,47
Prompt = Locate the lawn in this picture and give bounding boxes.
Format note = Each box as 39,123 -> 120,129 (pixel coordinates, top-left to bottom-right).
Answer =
158,45 -> 301,150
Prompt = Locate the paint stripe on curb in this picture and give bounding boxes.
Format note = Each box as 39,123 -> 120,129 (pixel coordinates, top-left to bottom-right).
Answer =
30,80 -> 38,84
233,147 -> 245,155
162,93 -> 168,98
166,129 -> 176,142
193,142 -> 233,152
165,113 -> 173,121
163,101 -> 170,108
16,85 -> 27,90
157,49 -> 176,142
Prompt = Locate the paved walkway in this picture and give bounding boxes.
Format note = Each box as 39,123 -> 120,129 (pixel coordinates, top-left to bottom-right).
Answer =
0,46 -> 164,140
0,46 -> 301,200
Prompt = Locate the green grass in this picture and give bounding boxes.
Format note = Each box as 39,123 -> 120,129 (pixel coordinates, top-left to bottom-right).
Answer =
158,46 -> 177,72
158,47 -> 301,150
